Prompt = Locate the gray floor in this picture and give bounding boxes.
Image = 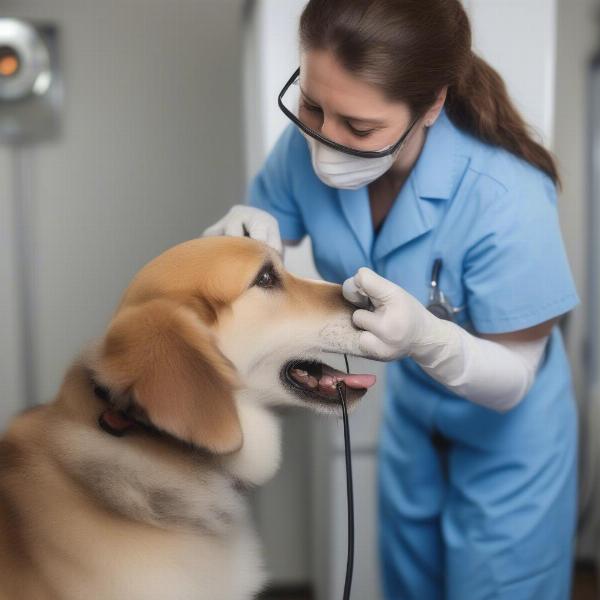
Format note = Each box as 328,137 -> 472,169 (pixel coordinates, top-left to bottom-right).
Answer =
257,563 -> 598,599
572,562 -> 597,599
258,587 -> 312,600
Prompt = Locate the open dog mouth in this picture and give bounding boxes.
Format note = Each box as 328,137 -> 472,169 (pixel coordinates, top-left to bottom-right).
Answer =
281,359 -> 376,404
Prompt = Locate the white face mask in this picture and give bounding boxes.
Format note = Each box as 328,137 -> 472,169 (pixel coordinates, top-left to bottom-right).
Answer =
301,131 -> 397,190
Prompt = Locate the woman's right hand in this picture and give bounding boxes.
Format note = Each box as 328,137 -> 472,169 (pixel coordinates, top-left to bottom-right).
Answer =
202,205 -> 282,254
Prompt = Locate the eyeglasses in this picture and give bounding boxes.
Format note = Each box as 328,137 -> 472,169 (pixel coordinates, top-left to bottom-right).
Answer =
278,67 -> 421,159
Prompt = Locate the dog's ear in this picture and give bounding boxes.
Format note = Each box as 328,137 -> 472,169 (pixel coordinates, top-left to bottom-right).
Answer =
93,298 -> 242,454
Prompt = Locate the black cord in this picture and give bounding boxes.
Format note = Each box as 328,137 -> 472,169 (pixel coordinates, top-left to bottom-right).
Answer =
336,353 -> 354,600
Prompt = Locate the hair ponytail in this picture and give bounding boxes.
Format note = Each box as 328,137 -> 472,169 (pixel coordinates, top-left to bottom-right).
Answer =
300,0 -> 560,187
446,52 -> 560,186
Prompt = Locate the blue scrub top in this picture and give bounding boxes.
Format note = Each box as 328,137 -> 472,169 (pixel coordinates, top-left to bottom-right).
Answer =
246,108 -> 579,431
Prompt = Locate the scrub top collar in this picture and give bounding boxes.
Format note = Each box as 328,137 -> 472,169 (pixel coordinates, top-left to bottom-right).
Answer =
337,108 -> 470,263
413,107 -> 469,201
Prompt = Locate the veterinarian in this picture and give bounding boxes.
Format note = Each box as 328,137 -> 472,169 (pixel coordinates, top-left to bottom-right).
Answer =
204,0 -> 579,598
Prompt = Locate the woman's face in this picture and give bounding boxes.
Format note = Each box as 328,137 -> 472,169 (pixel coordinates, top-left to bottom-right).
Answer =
298,49 -> 416,153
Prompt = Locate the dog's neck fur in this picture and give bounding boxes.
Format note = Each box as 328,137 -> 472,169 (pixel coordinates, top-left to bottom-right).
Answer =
47,362 -> 282,536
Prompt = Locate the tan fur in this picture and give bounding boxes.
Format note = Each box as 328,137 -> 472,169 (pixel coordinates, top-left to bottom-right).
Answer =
0,237 -> 366,600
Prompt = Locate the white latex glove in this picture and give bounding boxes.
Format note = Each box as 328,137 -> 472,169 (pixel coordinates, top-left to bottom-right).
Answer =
343,267 -> 437,361
343,267 -> 547,412
202,205 -> 282,254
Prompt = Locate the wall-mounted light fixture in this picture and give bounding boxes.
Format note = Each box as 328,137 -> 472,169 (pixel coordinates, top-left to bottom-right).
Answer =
0,18 -> 62,143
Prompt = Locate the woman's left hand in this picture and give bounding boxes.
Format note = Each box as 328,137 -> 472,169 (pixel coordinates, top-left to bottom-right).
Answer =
342,267 -> 434,361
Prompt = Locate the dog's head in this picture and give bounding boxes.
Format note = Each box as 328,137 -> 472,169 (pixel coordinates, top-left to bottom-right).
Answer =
89,237 -> 375,455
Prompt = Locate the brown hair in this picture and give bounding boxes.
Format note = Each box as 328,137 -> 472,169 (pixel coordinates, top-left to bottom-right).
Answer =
299,0 -> 560,186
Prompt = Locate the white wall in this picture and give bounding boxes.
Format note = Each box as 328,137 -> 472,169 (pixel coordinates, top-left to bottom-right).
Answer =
553,0 -> 600,560
467,0 -> 557,144
554,0 -> 598,405
244,0 -> 306,182
0,150 -> 25,423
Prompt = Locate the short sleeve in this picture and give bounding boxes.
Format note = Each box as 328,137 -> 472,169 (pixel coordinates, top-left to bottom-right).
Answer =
245,125 -> 307,242
464,173 -> 579,334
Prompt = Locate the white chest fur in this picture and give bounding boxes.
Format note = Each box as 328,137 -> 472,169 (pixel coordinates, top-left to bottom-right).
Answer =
43,400 -> 281,599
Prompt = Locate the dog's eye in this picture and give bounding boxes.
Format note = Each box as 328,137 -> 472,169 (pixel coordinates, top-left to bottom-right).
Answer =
254,268 -> 278,289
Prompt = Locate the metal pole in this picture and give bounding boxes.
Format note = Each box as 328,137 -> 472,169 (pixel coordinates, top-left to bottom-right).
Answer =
11,143 -> 38,409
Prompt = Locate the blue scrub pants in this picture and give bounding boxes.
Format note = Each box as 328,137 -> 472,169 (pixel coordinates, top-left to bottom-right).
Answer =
378,376 -> 578,600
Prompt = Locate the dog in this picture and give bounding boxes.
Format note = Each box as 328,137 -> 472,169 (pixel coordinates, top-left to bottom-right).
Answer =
0,236 -> 376,600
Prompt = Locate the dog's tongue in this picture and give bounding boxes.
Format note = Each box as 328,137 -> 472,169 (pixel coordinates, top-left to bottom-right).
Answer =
337,373 -> 376,389
289,365 -> 376,394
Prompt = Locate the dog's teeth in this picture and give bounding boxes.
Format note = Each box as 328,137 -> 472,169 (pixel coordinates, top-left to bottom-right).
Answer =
319,375 -> 336,388
292,369 -> 308,377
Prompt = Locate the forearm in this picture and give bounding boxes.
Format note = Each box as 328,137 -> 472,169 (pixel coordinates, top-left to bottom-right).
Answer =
410,316 -> 548,412
344,267 -> 549,412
